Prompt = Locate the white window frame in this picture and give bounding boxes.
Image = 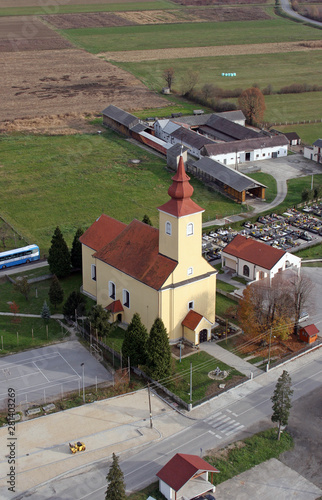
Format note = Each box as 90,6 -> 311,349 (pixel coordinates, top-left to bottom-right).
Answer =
123,289 -> 130,308
109,281 -> 116,300
188,300 -> 194,310
187,222 -> 194,236
165,221 -> 172,236
91,264 -> 96,281
187,267 -> 193,276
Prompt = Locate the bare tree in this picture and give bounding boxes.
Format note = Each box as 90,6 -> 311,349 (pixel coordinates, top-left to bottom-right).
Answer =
163,67 -> 175,91
286,272 -> 313,334
180,70 -> 200,96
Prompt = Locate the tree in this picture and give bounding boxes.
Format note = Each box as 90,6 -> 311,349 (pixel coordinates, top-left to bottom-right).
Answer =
271,370 -> 293,440
122,313 -> 148,367
238,87 -> 266,125
163,67 -> 175,91
180,70 -> 200,96
63,291 -> 86,321
301,188 -> 311,203
142,214 -> 152,226
13,276 -> 31,301
41,300 -> 51,324
287,272 -> 313,335
70,227 -> 83,270
146,318 -> 171,380
48,275 -> 64,311
105,453 -> 126,500
47,226 -> 71,279
88,304 -> 112,337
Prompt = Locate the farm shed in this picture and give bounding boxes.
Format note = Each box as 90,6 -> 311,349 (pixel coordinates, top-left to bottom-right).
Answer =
198,114 -> 260,142
138,131 -> 169,155
305,139 -> 322,164
221,234 -> 301,282
154,119 -> 181,142
203,135 -> 288,166
156,453 -> 219,500
168,126 -> 215,158
102,104 -> 139,136
166,143 -> 188,171
298,324 -> 319,344
284,132 -> 301,146
190,157 -> 266,202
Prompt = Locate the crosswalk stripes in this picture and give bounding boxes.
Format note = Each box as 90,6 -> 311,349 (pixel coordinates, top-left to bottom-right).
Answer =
204,410 -> 244,438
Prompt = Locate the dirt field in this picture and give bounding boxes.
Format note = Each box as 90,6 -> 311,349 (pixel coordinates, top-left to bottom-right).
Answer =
0,16 -> 72,51
100,40 -> 322,61
0,0 -> 151,7
43,7 -> 271,29
0,48 -> 167,122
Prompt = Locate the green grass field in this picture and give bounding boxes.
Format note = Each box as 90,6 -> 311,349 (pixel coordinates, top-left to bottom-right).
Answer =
0,0 -> 174,16
61,18 -> 322,54
275,121 -> 322,145
0,132 -> 244,253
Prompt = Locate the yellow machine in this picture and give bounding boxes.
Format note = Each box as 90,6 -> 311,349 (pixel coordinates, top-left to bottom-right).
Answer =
69,441 -> 86,454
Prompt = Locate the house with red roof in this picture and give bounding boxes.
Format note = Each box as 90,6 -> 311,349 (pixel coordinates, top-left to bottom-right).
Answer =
298,324 -> 319,344
221,234 -> 301,282
80,156 -> 217,344
156,453 -> 219,500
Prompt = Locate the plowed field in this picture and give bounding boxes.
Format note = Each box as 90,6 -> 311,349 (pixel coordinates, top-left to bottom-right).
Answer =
0,49 -> 167,122
43,7 -> 270,29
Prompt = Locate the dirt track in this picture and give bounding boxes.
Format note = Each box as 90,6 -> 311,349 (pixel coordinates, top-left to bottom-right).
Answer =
101,40 -> 322,61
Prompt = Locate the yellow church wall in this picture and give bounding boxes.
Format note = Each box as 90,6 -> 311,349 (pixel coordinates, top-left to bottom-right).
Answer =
160,272 -> 216,342
81,245 -> 97,299
95,260 -> 159,329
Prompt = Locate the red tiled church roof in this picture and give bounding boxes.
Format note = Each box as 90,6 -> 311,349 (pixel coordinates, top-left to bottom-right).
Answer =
93,219 -> 177,290
158,156 -> 204,217
79,214 -> 126,251
182,310 -> 203,330
223,234 -> 285,270
105,300 -> 123,313
157,453 -> 219,492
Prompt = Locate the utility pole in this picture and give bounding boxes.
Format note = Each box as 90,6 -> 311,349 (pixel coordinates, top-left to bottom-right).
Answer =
81,363 -> 85,403
147,383 -> 153,429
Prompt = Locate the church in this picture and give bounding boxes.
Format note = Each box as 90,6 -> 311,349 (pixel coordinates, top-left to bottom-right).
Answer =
80,156 -> 217,345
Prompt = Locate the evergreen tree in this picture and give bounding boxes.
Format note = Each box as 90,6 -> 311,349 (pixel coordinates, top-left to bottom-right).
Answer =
142,214 -> 152,226
47,226 -> 71,279
271,370 -> 293,440
146,318 -> 171,380
105,453 -> 126,500
88,304 -> 112,337
63,291 -> 86,320
70,227 -> 83,269
48,275 -> 64,311
122,313 -> 148,367
41,300 -> 51,324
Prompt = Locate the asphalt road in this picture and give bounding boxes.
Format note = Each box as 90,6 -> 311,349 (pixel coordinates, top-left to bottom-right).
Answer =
14,348 -> 322,500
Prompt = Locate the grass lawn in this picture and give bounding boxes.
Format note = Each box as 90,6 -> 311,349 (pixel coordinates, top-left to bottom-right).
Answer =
0,271 -> 94,316
216,281 -> 237,293
102,326 -> 125,353
247,173 -> 277,203
293,242 -> 322,259
0,132 -> 243,253
168,351 -> 244,405
0,0 -> 174,16
275,122 -> 322,146
61,19 -> 322,54
216,293 -> 238,324
0,316 -> 67,355
205,428 -> 293,485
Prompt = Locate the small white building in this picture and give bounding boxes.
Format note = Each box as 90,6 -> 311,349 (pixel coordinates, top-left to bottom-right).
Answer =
157,453 -> 219,500
304,138 -> 322,164
221,234 -> 301,282
154,119 -> 181,142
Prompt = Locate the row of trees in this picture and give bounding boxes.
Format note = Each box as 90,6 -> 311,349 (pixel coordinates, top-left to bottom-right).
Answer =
48,226 -> 83,279
301,185 -> 322,203
238,272 -> 312,339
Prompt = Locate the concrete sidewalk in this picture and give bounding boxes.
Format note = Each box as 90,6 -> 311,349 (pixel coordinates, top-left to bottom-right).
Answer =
199,342 -> 263,377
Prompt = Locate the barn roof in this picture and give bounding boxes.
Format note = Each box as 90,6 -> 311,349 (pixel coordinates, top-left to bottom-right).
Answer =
203,134 -> 288,156
157,453 -> 219,492
216,110 -> 246,122
102,104 -> 138,129
192,157 -> 266,192
313,138 -> 322,147
93,219 -> 177,290
79,215 -> 126,252
170,126 -> 215,150
203,114 -> 259,141
284,132 -> 300,141
223,234 -> 286,270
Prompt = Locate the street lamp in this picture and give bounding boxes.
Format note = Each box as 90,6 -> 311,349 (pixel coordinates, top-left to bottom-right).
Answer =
81,363 -> 85,403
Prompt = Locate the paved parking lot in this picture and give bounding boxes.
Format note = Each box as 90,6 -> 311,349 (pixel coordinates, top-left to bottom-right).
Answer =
0,340 -> 113,409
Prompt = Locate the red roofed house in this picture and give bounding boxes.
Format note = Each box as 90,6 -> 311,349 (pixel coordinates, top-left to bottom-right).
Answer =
157,453 -> 219,500
221,234 -> 301,282
80,156 -> 217,344
298,324 -> 319,344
